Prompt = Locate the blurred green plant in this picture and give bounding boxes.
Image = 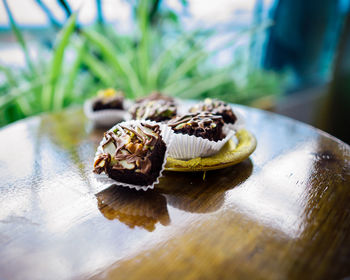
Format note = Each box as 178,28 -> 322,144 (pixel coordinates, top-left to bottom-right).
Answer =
0,0 -> 283,127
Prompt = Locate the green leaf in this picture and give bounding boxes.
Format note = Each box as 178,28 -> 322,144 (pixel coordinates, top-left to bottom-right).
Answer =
15,98 -> 33,116
82,52 -> 115,86
53,41 -> 86,111
164,50 -> 207,86
0,65 -> 34,115
0,77 -> 46,109
42,13 -> 77,111
175,72 -> 232,99
3,0 -> 36,74
136,0 -> 150,85
82,29 -> 143,97
148,31 -> 211,88
0,65 -> 17,86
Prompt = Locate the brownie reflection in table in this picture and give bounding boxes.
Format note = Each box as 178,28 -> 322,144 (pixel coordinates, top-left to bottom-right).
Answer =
96,185 -> 170,232
156,159 -> 253,213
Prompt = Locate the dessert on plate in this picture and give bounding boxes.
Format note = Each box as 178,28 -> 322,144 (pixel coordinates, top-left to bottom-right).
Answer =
189,98 -> 237,124
168,112 -> 225,142
91,97 -> 256,186
129,92 -> 177,122
166,112 -> 235,160
129,99 -> 177,122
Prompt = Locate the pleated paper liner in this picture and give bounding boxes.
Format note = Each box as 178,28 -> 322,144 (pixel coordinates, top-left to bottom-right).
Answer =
168,126 -> 236,160
164,128 -> 257,172
84,99 -> 133,127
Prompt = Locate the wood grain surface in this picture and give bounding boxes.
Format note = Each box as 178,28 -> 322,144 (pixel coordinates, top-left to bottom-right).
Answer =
0,103 -> 350,280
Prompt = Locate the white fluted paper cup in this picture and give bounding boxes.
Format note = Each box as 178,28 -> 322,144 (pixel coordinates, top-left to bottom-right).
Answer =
84,99 -> 133,127
168,126 -> 236,160
92,120 -> 173,191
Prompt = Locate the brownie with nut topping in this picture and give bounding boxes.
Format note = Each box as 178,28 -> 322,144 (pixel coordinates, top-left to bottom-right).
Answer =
189,98 -> 237,124
93,122 -> 166,186
129,99 -> 177,122
92,88 -> 124,111
167,112 -> 225,141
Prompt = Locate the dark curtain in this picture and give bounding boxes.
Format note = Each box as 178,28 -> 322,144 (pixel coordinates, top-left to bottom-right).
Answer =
264,0 -> 339,89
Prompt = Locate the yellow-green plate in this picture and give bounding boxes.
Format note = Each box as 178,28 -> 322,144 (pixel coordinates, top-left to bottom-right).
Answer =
164,129 -> 257,172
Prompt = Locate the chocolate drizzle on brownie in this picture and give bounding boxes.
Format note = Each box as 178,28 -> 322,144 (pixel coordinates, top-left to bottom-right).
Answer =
135,92 -> 174,104
168,112 -> 225,141
94,124 -> 161,174
189,98 -> 237,124
93,123 -> 167,186
129,99 -> 177,122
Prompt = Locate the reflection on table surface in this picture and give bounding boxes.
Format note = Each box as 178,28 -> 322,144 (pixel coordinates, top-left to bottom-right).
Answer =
96,185 -> 170,232
0,106 -> 350,280
158,159 -> 253,213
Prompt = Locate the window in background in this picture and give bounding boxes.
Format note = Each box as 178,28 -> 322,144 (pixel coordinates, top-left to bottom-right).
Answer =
2,0 -> 348,89
0,0 -> 349,131
264,0 -> 350,91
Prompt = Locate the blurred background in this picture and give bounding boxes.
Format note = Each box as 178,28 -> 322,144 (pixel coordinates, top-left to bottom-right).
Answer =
0,0 -> 349,143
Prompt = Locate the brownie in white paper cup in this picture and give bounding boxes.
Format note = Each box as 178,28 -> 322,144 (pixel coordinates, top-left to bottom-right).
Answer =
188,98 -> 236,122
84,98 -> 133,127
128,99 -> 177,123
167,112 -> 236,160
92,120 -> 172,191
83,88 -> 133,127
188,98 -> 246,130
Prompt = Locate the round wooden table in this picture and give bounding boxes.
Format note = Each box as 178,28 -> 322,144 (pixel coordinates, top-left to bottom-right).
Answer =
0,104 -> 350,280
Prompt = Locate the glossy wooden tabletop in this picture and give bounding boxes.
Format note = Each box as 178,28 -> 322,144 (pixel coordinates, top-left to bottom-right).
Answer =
1,103 -> 350,280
